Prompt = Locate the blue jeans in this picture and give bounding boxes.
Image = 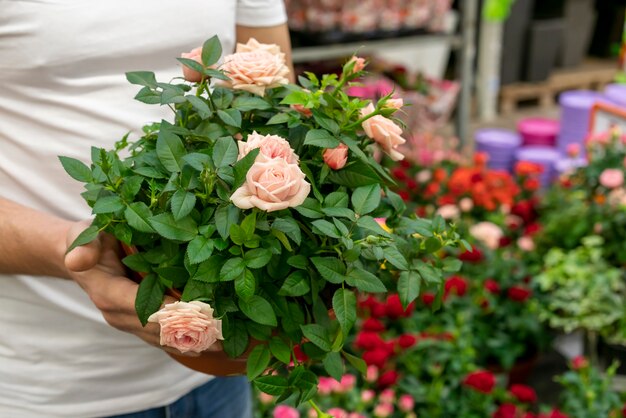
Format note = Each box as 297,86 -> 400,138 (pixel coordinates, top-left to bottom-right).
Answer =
107,376 -> 252,418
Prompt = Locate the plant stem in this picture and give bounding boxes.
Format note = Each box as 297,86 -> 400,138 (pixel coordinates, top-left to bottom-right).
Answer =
308,400 -> 330,418
345,110 -> 380,131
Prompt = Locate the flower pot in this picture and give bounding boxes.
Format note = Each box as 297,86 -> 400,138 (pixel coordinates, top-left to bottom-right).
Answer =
121,243 -> 249,376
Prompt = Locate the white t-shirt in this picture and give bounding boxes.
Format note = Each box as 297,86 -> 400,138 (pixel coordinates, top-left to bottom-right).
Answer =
0,1 -> 286,417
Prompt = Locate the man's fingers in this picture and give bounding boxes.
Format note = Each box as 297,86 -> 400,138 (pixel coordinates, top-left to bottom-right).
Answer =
65,221 -> 101,272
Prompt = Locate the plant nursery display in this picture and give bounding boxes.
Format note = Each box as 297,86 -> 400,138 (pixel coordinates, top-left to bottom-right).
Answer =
59,36 -> 465,411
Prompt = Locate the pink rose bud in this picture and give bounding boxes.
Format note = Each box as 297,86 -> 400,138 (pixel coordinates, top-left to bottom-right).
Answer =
323,144 -> 349,170
379,388 -> 395,404
366,365 -> 379,382
398,394 -> 415,412
348,56 -> 366,74
373,403 -> 394,418
327,407 -> 349,418
599,168 -> 624,189
273,405 -> 300,418
291,103 -> 313,117
383,98 -> 404,110
572,356 -> 589,370
361,103 -> 406,161
361,389 -> 376,403
181,46 -> 203,82
566,143 -> 580,158
317,376 -> 339,395
338,374 -> 357,392
147,301 -> 223,353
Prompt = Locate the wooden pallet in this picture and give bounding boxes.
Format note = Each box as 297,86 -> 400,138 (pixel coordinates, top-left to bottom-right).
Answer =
499,60 -> 618,115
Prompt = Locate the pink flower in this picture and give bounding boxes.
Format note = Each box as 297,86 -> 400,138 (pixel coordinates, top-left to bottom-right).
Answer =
323,144 -> 349,170
383,98 -> 404,110
347,56 -> 366,74
180,46 -> 203,82
373,403 -> 394,418
599,169 -> 624,189
361,103 -> 406,161
469,222 -> 504,250
317,376 -> 339,395
416,169 -> 432,183
338,374 -> 357,392
328,407 -> 349,418
459,197 -> 474,212
230,156 -> 310,212
238,131 -> 298,164
379,388 -> 395,404
517,236 -> 535,252
399,394 -> 415,412
436,204 -> 460,220
147,301 -> 223,353
566,143 -> 580,158
361,389 -> 376,403
291,104 -> 312,118
274,405 -> 300,418
366,365 -> 379,382
219,38 -> 289,96
572,356 -> 589,370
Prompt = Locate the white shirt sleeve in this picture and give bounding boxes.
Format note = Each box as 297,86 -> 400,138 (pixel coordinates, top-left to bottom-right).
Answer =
236,0 -> 287,27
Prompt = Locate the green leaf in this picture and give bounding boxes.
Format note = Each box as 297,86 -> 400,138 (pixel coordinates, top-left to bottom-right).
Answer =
66,225 -> 99,253
134,86 -> 161,104
246,344 -> 271,380
241,212 -> 257,238
217,109 -> 242,128
278,271 -> 310,296
311,257 -> 346,284
223,319 -> 249,358
232,148 -> 260,190
398,270 -> 421,309
122,253 -> 151,273
300,324 -> 331,351
343,351 -> 367,375
177,57 -> 204,74
235,268 -> 256,300
201,35 -> 222,66
182,152 -> 212,171
213,136 -> 239,168
125,202 -> 155,233
192,255 -> 224,282
186,235 -> 214,264
443,258 -> 463,273
120,176 -> 143,200
133,166 -> 167,179
323,351 -> 343,381
266,113 -> 290,125
156,130 -> 185,172
333,288 -> 356,335
312,111 -> 340,134
347,268 -> 387,293
414,260 -> 442,284
304,129 -> 340,148
311,219 -> 341,239
254,375 -> 289,396
272,218 -> 301,245
287,255 -> 308,270
269,337 -> 292,364
125,71 -> 157,88
148,213 -> 197,241
351,184 -> 381,215
232,96 -> 271,111
230,224 -> 246,246
240,295 -> 277,326
324,192 -> 349,208
134,273 -> 165,326
185,95 -> 212,118
215,204 -> 240,240
356,216 -> 391,237
293,197 -> 323,219
58,156 -> 92,182
220,257 -> 245,281
328,160 -> 381,187
244,248 -> 272,269
92,195 -> 124,214
383,246 -> 409,270
171,190 -> 196,220
154,266 -> 188,288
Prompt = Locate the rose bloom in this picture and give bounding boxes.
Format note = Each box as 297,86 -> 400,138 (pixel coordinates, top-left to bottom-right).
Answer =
347,55 -> 366,74
379,388 -> 395,404
397,334 -> 417,349
338,374 -> 357,392
459,197 -> 474,212
398,394 -> 415,412
362,318 -> 386,332
366,365 -> 379,383
363,348 -> 391,368
462,370 -> 496,394
484,279 -> 501,294
377,370 -> 400,388
220,40 -> 289,96
383,98 -> 404,110
421,292 -> 436,305
323,144 -> 349,170
327,408 -> 349,418
238,131 -> 298,164
231,156 -> 310,212
361,103 -> 406,161
373,403 -> 393,418
459,246 -> 483,262
517,236 -> 535,252
147,301 -> 223,353
274,405 -> 300,418
444,276 -> 468,297
509,384 -> 537,403
236,37 -> 284,56
493,403 -> 517,418
180,46 -> 203,82
470,222 -> 503,250
318,376 -> 339,395
600,168 -> 624,189
436,204 -> 460,220
362,389 -> 376,402
385,293 -> 414,318
355,331 -> 385,350
416,169 -> 432,183
515,161 -> 544,176
571,356 -> 589,370
508,285 -> 532,302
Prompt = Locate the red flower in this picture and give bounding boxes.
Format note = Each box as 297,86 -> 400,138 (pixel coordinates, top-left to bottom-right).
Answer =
524,223 -> 542,236
484,279 -> 500,294
524,177 -> 540,191
362,318 -> 386,332
363,348 -> 391,368
370,301 -> 387,318
524,414 -> 538,418
405,178 -> 418,190
463,370 -> 496,394
540,409 -> 568,418
385,294 -> 414,319
397,334 -> 417,349
421,292 -> 436,306
433,168 -> 447,182
377,370 -> 400,388
493,403 -> 517,418
398,190 -> 410,202
392,167 -> 408,181
459,247 -> 483,262
571,356 -> 589,370
509,384 -> 537,403
355,331 -> 385,351
293,344 -> 308,362
499,236 -> 513,247
358,295 -> 378,310
512,200 -> 536,223
444,276 -> 468,297
399,159 -> 411,169
474,152 -> 489,167
515,161 -> 543,176
508,286 -> 532,302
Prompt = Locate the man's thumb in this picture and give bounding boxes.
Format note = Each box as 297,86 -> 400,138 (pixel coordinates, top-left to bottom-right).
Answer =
64,221 -> 101,272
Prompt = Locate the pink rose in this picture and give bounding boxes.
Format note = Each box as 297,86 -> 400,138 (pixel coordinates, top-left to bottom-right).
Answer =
361,104 -> 406,161
231,155 -> 310,212
317,376 -> 338,395
181,47 -> 203,82
469,222 -> 503,250
373,403 -> 393,418
517,236 -> 535,252
328,408 -> 349,418
238,131 -> 298,164
220,40 -> 289,96
361,389 -> 376,403
273,405 -> 300,418
379,388 -> 395,404
347,56 -> 366,74
459,197 -> 474,212
436,204 -> 460,220
338,374 -> 356,392
323,144 -> 348,170
399,394 -> 415,412
383,98 -> 404,110
291,103 -> 313,118
147,301 -> 223,353
599,168 -> 624,189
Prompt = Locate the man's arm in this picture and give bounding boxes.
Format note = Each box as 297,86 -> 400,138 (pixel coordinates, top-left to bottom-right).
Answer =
236,22 -> 295,82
